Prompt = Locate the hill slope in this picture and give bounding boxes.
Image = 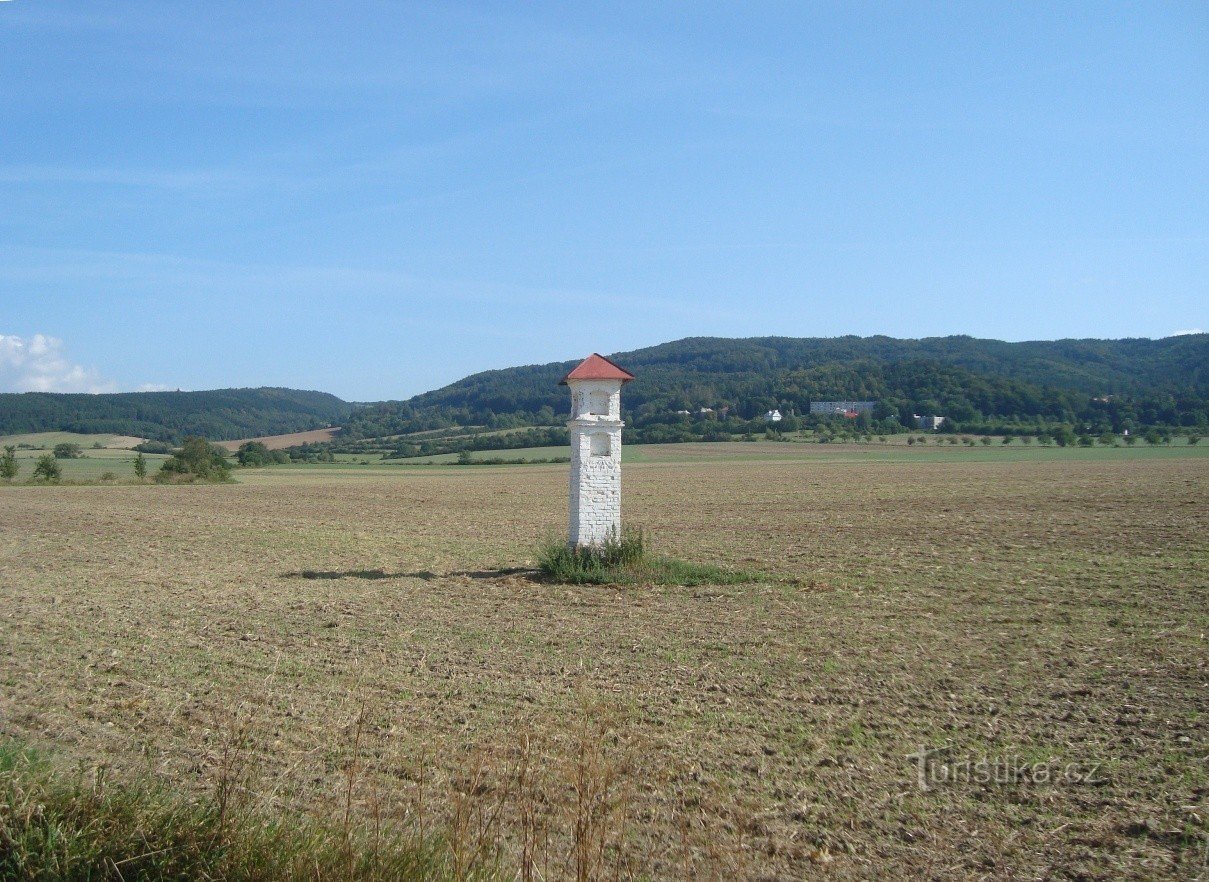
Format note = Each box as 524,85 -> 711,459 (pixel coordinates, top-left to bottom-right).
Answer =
0,387 -> 352,442
342,335 -> 1209,440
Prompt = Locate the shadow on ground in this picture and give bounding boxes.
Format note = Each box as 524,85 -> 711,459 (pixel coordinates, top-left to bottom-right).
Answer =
283,567 -> 538,581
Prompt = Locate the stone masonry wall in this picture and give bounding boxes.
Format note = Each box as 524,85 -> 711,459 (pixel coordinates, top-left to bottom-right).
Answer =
568,422 -> 622,547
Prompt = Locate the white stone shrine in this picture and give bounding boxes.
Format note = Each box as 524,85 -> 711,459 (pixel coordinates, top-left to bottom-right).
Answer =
561,354 -> 635,548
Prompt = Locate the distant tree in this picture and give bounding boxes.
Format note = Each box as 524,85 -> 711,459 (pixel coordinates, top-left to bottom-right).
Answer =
1001,436 -> 1012,444
1021,435 -> 1032,445
1123,434 -> 1136,446
237,441 -> 271,467
100,471 -> 116,482
156,437 -> 230,483
133,452 -> 147,479
907,436 -> 916,446
92,441 -> 105,449
1,446 -> 18,482
32,454 -> 62,482
1143,429 -> 1161,446
53,442 -> 83,459
1189,434 -> 1200,446
1098,432 -> 1117,446
134,441 -> 174,454
980,436 -> 992,445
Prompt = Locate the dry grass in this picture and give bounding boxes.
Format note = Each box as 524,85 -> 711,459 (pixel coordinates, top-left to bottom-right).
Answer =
1,449 -> 1206,879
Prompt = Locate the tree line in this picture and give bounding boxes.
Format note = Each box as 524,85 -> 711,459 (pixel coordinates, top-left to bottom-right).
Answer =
0,388 -> 351,441
335,335 -> 1209,447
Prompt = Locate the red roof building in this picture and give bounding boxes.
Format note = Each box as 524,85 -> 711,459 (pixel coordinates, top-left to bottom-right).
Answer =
559,353 -> 635,385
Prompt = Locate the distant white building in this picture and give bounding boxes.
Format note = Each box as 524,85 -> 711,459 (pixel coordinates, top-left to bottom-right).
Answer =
810,400 -> 875,415
764,409 -> 783,422
914,414 -> 946,430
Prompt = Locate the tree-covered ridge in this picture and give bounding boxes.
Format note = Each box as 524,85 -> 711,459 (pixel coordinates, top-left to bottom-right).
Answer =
341,335 -> 1209,440
0,387 -> 352,441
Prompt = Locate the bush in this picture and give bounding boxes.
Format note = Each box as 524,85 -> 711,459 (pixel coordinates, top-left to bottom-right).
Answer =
536,530 -> 767,587
53,442 -> 84,459
235,443 -> 291,467
134,440 -> 174,454
156,437 -> 231,483
32,454 -> 61,483
0,446 -> 17,482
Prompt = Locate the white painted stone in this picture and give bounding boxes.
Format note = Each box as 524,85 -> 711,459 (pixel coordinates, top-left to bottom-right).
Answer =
567,378 -> 624,547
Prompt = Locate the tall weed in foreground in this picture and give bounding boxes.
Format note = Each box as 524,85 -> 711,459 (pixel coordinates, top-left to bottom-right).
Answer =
537,529 -> 646,583
0,738 -> 452,881
0,695 -> 666,881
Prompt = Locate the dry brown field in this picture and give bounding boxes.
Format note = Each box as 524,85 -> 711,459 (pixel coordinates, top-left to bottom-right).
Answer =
216,426 -> 341,451
1,446 -> 1206,879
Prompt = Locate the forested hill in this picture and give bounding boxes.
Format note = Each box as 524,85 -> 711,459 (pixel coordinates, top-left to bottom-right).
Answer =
0,387 -> 352,441
343,335 -> 1209,438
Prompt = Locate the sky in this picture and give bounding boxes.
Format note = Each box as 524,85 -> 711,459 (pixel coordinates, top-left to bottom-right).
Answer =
1,2 -> 1205,400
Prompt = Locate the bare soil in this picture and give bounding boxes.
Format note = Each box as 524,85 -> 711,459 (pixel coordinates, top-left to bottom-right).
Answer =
216,426 -> 342,451
0,451 -> 1205,879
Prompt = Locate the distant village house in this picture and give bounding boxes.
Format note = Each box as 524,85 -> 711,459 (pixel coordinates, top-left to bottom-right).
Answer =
914,414 -> 946,430
809,400 -> 875,416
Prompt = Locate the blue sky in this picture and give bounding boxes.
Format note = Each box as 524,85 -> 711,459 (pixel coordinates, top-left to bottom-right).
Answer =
1,2 -> 1205,400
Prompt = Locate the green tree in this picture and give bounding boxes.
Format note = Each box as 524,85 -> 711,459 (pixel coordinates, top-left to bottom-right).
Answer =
133,452 -> 147,479
53,442 -> 83,459
156,437 -> 231,483
237,441 -> 270,467
33,454 -> 62,482
1051,427 -> 1075,447
0,445 -> 18,482
1188,434 -> 1200,446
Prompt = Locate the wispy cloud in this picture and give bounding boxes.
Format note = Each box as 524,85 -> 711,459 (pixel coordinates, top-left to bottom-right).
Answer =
0,333 -> 117,393
1172,328 -> 1204,336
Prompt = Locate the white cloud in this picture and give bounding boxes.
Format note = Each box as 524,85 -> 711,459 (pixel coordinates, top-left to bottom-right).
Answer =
0,334 -> 117,393
1171,328 -> 1204,336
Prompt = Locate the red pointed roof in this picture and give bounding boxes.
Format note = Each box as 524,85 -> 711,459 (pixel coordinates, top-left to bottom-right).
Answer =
559,353 -> 635,385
